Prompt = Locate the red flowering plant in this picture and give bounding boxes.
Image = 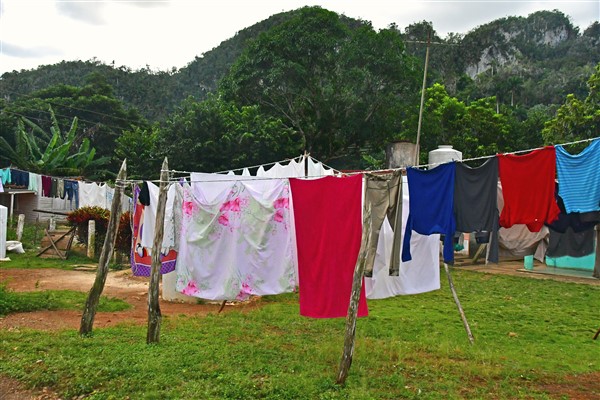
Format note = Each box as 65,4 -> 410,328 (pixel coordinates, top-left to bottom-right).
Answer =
116,212 -> 132,254
67,207 -> 131,256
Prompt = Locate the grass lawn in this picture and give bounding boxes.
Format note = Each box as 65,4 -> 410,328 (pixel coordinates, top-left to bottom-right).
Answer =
1,250 -> 97,270
0,285 -> 130,316
3,222 -> 125,271
0,268 -> 598,399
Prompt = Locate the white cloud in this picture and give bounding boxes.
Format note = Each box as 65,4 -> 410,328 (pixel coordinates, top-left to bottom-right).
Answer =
55,1 -> 107,25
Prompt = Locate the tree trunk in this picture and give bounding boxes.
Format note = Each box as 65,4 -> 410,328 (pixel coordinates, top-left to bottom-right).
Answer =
147,158 -> 170,344
80,160 -> 127,336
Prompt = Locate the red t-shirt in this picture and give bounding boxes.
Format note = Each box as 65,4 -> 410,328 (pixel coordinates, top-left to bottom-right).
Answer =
498,147 -> 560,232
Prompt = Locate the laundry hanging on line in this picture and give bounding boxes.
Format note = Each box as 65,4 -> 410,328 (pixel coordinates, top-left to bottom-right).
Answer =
175,173 -> 297,301
290,174 -> 368,318
365,175 -> 441,299
130,182 -> 181,277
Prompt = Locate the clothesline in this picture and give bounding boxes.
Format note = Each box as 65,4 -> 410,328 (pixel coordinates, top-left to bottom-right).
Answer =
119,154 -> 341,184
308,155 -> 340,174
170,154 -> 342,176
0,165 -> 118,188
211,155 -> 304,174
118,136 -> 599,185
341,136 -> 600,176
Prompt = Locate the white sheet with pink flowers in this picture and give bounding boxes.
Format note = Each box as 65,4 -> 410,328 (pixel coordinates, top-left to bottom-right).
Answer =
175,173 -> 298,301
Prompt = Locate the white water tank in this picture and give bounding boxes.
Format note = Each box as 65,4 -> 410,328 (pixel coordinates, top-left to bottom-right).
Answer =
428,145 -> 462,168
0,205 -> 7,259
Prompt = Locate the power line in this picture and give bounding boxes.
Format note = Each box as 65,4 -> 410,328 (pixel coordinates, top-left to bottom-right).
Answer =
1,88 -> 146,127
1,107 -> 136,134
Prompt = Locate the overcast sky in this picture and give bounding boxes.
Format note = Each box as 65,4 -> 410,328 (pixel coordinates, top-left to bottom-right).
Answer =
1,0 -> 598,75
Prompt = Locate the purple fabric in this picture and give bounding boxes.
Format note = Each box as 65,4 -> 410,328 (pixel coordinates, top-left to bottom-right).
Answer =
130,184 -> 177,276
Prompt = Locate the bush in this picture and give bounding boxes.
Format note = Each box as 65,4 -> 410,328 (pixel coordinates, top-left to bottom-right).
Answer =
116,212 -> 132,254
67,207 -> 131,256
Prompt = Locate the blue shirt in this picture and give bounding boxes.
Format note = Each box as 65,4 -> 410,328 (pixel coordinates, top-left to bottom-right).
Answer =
555,139 -> 600,213
402,162 -> 456,264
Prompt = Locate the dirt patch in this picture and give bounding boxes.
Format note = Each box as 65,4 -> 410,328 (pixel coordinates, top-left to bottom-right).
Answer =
0,374 -> 60,400
535,371 -> 600,399
0,268 -> 261,331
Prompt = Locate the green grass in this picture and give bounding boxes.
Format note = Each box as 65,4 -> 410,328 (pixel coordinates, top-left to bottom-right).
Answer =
1,250 -> 96,270
4,221 -> 97,269
0,285 -> 130,316
6,220 -> 47,250
0,269 -> 598,399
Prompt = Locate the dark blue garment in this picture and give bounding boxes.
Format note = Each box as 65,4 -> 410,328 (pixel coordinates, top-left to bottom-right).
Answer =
64,180 -> 80,209
402,162 -> 456,264
10,169 -> 29,187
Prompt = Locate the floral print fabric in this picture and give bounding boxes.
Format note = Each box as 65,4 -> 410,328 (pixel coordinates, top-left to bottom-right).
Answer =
175,174 -> 297,301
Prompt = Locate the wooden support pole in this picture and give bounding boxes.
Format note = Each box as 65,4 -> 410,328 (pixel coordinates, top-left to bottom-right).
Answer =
336,206 -> 372,385
147,158 -> 169,344
593,224 -> 599,279
79,160 -> 127,336
444,263 -> 475,344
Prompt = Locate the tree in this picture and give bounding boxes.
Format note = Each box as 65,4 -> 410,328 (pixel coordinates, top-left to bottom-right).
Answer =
159,95 -> 303,172
542,63 -> 600,144
0,74 -> 146,176
398,84 -> 514,161
0,107 -> 109,177
115,124 -> 162,179
220,6 -> 420,162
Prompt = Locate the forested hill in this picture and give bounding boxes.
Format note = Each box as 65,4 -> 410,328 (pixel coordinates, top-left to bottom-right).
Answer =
1,8 -> 598,122
418,10 -> 600,106
0,8 -> 366,122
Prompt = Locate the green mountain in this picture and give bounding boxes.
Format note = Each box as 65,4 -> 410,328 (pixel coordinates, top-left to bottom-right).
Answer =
1,8 -> 598,122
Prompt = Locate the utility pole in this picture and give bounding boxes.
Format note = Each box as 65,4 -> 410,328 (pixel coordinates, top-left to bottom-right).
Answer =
415,30 -> 431,166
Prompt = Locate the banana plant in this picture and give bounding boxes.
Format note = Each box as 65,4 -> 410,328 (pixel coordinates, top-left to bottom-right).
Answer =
0,106 -> 108,176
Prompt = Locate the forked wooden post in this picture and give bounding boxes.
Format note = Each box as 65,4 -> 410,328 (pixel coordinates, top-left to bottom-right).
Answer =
444,263 -> 475,344
147,158 -> 169,344
80,160 -> 127,336
336,206 -> 372,385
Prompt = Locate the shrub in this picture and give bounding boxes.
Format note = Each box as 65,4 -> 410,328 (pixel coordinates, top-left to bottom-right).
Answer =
116,212 -> 132,254
67,207 -> 131,256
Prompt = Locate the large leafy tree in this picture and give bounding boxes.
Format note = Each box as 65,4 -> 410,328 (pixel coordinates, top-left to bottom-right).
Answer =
115,124 -> 162,180
399,83 -> 516,161
220,6 -> 420,163
159,95 -> 303,173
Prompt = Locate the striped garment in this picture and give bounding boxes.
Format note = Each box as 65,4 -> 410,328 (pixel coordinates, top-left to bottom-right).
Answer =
555,139 -> 600,214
